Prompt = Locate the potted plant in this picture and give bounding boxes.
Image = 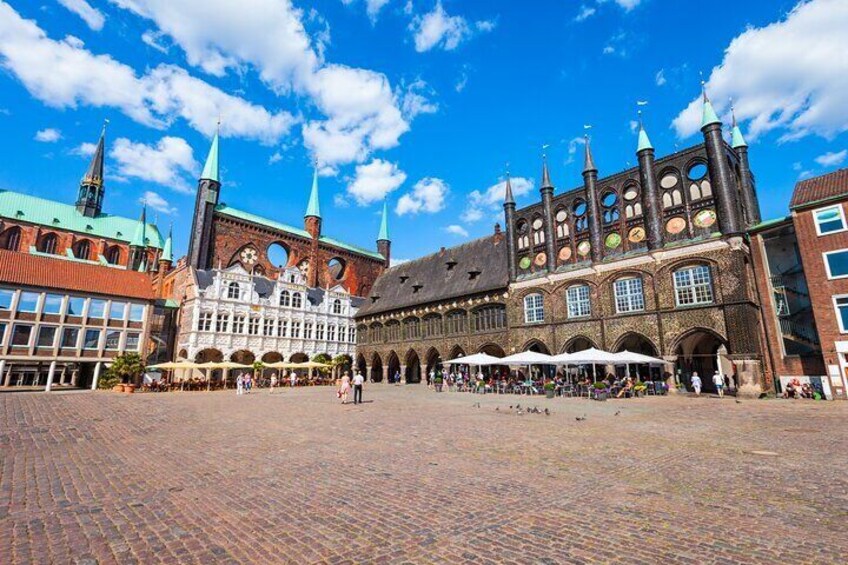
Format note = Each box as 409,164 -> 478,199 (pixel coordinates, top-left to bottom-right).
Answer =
98,370 -> 121,392
104,353 -> 145,393
593,381 -> 609,401
544,381 -> 556,399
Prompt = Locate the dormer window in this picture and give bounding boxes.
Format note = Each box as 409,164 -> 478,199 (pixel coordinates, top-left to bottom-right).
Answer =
412,284 -> 423,293
371,295 -> 380,304
446,260 -> 457,270
468,270 -> 481,280
399,276 -> 409,284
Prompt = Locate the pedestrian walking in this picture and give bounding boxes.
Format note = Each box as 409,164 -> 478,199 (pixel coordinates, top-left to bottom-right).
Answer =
338,372 -> 351,404
270,372 -> 278,394
394,370 -> 401,385
236,374 -> 244,395
244,373 -> 252,394
290,371 -> 297,388
713,370 -> 724,398
691,372 -> 702,396
353,370 -> 365,404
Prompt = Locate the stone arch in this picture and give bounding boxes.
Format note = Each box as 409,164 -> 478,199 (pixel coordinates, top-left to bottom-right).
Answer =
356,353 -> 367,377
612,332 -> 658,356
370,352 -> 383,382
73,238 -> 93,260
260,352 -> 283,378
448,345 -> 465,360
386,351 -> 401,383
230,350 -> 255,365
0,226 -> 22,251
562,336 -> 596,353
670,327 -> 729,393
177,348 -> 188,360
523,339 -> 551,354
105,245 -> 122,265
37,232 -> 58,254
424,347 -> 441,379
289,352 -> 309,363
195,348 -> 223,363
405,349 -> 422,384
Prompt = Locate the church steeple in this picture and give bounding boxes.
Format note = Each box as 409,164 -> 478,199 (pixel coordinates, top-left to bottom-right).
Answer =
187,127 -> 221,270
377,200 -> 391,267
730,105 -> 748,149
583,135 -> 597,173
700,84 -> 721,129
200,127 -> 219,182
128,205 -> 148,271
540,155 -> 554,191
503,174 -> 515,205
636,112 -> 654,152
305,166 -> 321,219
76,123 -> 107,217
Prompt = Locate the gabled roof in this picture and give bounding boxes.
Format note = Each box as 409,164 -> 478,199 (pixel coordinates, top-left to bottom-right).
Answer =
215,204 -> 384,260
356,234 -> 508,317
0,189 -> 163,248
0,249 -> 155,300
791,168 -> 848,209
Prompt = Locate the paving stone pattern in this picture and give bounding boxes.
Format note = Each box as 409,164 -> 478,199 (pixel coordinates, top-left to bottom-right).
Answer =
1,388 -> 846,564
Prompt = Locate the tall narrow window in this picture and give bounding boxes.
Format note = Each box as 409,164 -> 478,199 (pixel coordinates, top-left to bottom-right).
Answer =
333,299 -> 342,314
835,296 -> 848,333
216,313 -> 230,333
292,293 -> 303,308
280,290 -> 291,307
198,312 -> 213,331
566,285 -> 591,318
227,282 -> 240,299
524,293 -> 545,324
614,278 -> 645,313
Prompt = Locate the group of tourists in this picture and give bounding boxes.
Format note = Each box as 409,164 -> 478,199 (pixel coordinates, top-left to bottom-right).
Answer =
236,370 -> 298,395
337,371 -> 366,405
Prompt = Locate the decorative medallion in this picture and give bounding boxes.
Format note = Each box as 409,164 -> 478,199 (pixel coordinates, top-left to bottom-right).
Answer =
555,210 -> 568,222
519,256 -> 532,270
534,252 -> 547,267
577,241 -> 591,256
623,188 -> 639,201
605,233 -> 622,249
660,174 -> 678,189
558,246 -> 572,261
694,209 -> 717,229
666,217 -> 687,235
240,247 -> 258,265
628,226 -> 646,243
532,218 -> 544,230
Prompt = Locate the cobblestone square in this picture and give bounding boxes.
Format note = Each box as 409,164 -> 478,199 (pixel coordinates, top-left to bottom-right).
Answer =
2,387 -> 847,564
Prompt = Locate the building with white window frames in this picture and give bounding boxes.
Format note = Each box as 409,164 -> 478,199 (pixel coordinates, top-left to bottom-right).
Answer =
176,264 -> 360,370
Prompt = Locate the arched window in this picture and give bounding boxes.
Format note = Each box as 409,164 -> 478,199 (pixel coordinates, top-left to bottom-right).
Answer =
445,310 -> 467,335
555,209 -> 568,238
292,292 -> 303,308
422,314 -> 443,338
532,217 -> 545,245
370,323 -> 383,342
280,290 -> 291,307
227,282 -> 240,299
105,246 -> 121,265
0,227 -> 21,251
385,321 -> 401,341
332,299 -> 342,314
566,285 -> 591,318
74,239 -> 91,260
472,305 -> 507,332
404,317 -> 420,340
37,233 -> 58,254
673,265 -> 714,306
524,293 -> 544,323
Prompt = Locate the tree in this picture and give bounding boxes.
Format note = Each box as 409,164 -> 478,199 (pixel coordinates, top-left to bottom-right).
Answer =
312,353 -> 332,374
105,352 -> 145,386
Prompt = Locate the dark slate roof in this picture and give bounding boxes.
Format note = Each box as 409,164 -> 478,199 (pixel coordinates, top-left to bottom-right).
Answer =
357,234 -> 508,317
307,288 -> 324,306
791,168 -> 848,208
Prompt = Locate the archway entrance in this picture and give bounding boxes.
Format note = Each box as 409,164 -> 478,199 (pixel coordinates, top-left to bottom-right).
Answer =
479,343 -> 507,377
447,345 -> 465,361
614,333 -> 660,380
261,352 -> 282,380
290,352 -> 309,363
405,350 -> 421,384
387,352 -> 400,384
674,331 -> 727,393
356,354 -> 367,378
370,353 -> 383,383
196,348 -> 224,383
564,336 -> 595,353
525,340 -> 554,380
425,348 -> 441,383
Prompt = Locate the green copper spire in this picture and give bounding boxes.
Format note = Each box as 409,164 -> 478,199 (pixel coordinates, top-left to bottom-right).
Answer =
130,206 -> 147,247
200,128 -> 219,182
700,85 -> 721,129
730,106 -> 747,148
161,223 -> 173,262
377,200 -> 390,241
637,112 -> 654,152
305,166 -> 321,218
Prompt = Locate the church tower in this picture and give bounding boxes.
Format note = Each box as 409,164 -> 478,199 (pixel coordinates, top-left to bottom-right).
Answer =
377,200 -> 391,267
304,166 -> 322,287
187,129 -> 220,270
76,125 -> 106,217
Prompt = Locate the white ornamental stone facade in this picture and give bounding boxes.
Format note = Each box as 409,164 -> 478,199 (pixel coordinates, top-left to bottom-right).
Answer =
177,265 -> 359,363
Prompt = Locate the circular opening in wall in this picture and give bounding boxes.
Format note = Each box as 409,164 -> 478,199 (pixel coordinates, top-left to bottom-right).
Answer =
601,191 -> 618,207
688,163 -> 708,181
328,257 -> 346,280
573,199 -> 587,216
267,243 -> 289,268
516,220 -> 528,234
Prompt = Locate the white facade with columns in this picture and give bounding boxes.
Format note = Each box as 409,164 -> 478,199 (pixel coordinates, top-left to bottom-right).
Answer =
177,265 -> 358,363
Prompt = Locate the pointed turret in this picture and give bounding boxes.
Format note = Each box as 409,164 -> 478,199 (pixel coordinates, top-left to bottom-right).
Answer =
540,156 -> 554,190
583,136 -> 597,173
636,113 -> 654,153
76,123 -> 107,217
538,152 -> 556,272
376,200 -> 391,267
635,114 -> 663,250
730,106 -> 747,149
200,128 -> 219,182
503,174 -> 515,205
700,86 -> 721,129
305,166 -> 321,219
161,224 -> 173,263
128,206 -> 148,271
699,83 -> 742,235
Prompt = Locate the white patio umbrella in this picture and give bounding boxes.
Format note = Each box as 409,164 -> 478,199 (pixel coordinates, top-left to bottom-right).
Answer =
554,348 -> 621,383
499,351 -> 556,389
442,353 -> 502,366
612,350 -> 668,382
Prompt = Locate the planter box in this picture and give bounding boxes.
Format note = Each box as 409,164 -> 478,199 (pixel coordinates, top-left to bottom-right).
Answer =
594,391 -> 608,401
545,390 -> 555,399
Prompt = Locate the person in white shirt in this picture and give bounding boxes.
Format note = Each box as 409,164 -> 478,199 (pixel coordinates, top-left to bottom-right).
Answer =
691,372 -> 702,396
712,370 -> 724,398
290,371 -> 297,388
352,371 -> 365,404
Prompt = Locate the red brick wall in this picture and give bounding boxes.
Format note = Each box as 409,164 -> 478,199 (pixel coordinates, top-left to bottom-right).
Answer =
212,214 -> 386,297
793,201 -> 848,367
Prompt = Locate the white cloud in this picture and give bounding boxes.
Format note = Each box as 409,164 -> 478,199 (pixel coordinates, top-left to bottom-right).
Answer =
139,190 -> 177,215
455,70 -> 468,92
57,0 -> 105,31
672,0 -> 848,141
444,224 -> 468,237
655,69 -> 666,86
111,136 -> 199,193
0,4 -> 295,144
462,176 -> 534,223
268,152 -> 283,164
409,1 -> 493,52
398,78 -> 438,120
141,29 -> 169,53
574,5 -> 596,22
815,149 -> 847,167
602,45 -> 615,55
342,0 -> 392,22
628,120 -> 639,134
390,257 -> 409,267
34,128 -> 61,142
564,136 -> 587,165
72,142 -> 97,157
396,177 -> 448,215
614,0 -> 642,11
333,193 -> 350,207
347,159 -> 406,205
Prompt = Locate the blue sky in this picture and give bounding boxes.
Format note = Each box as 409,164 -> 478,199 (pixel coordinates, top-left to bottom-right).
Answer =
0,0 -> 846,262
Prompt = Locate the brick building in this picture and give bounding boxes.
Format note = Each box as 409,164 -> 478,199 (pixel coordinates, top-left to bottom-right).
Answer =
0,249 -> 157,390
357,93 -> 771,395
751,168 -> 848,398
